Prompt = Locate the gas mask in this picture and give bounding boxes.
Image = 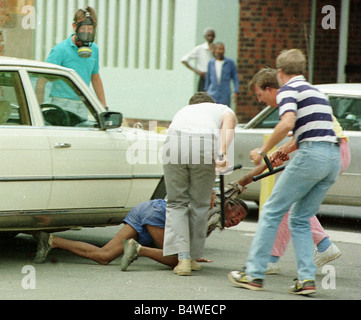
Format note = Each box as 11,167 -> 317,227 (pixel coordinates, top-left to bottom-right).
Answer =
75,12 -> 96,58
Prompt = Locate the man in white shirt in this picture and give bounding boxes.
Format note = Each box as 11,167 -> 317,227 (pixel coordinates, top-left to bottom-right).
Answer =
162,92 -> 237,276
181,27 -> 216,91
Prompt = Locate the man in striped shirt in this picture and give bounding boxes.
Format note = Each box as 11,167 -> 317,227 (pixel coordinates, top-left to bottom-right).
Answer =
228,49 -> 341,295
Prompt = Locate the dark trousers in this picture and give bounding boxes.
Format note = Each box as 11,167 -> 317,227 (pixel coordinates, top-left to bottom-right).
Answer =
198,76 -> 206,92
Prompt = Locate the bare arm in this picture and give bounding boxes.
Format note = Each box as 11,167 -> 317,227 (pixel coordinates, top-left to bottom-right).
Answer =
181,61 -> 205,78
91,73 -> 107,107
35,77 -> 48,105
216,111 -> 237,170
220,111 -> 237,155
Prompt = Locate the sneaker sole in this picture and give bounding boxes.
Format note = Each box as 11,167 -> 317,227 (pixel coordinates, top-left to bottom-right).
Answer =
173,268 -> 191,276
289,288 -> 316,295
120,240 -> 138,271
191,261 -> 201,271
227,273 -> 263,291
316,252 -> 342,268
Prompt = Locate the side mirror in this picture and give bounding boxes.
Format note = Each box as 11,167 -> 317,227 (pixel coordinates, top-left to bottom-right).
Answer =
99,111 -> 123,130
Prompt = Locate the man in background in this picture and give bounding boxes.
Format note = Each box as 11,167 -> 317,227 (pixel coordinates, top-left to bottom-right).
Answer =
205,42 -> 239,107
181,27 -> 216,92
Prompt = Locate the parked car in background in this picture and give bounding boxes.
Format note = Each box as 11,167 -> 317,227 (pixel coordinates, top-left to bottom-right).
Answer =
0,57 -> 165,235
228,83 -> 361,207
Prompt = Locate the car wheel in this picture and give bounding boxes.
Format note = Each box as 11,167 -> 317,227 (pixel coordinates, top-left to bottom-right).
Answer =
0,232 -> 19,239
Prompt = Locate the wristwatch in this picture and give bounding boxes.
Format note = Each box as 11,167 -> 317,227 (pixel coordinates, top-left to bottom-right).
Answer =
257,148 -> 266,158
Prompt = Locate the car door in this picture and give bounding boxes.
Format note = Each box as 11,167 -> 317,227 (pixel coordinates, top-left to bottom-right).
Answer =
28,71 -> 132,210
0,70 -> 52,212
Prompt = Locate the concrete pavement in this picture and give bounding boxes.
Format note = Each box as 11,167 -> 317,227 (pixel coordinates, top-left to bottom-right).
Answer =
1,217 -> 360,303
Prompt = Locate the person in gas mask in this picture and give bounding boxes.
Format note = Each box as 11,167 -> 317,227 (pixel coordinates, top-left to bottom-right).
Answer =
45,6 -> 106,107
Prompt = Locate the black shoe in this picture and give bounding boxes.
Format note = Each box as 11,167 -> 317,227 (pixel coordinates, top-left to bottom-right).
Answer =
289,279 -> 316,295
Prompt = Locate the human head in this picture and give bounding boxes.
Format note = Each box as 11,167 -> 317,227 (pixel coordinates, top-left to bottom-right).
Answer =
189,92 -> 214,105
276,49 -> 306,85
207,195 -> 248,236
213,42 -> 225,60
224,197 -> 248,228
72,7 -> 97,57
249,68 -> 279,107
203,27 -> 216,44
73,6 -> 97,26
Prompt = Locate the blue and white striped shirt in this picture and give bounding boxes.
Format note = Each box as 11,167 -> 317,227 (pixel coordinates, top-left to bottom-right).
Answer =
277,75 -> 337,144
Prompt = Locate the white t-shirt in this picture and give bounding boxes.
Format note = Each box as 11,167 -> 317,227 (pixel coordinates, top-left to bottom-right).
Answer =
181,42 -> 214,73
166,102 -> 236,163
169,102 -> 236,136
215,60 -> 225,83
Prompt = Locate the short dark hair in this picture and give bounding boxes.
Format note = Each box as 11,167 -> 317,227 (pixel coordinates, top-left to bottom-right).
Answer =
189,92 -> 215,105
248,68 -> 279,93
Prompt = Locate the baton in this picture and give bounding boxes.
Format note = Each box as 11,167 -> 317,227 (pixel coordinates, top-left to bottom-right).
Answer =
218,157 -> 243,228
252,156 -> 286,182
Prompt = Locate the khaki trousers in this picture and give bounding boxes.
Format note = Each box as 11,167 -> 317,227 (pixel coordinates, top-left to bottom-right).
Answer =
162,132 -> 216,259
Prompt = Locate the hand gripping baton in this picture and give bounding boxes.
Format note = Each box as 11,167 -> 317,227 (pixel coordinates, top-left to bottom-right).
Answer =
252,156 -> 286,182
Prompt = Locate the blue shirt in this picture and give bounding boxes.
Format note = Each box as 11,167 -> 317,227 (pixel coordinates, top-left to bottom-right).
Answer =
205,57 -> 239,107
277,75 -> 337,144
46,34 -> 100,99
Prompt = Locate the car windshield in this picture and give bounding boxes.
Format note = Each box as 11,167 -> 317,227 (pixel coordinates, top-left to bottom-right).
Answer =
254,96 -> 361,132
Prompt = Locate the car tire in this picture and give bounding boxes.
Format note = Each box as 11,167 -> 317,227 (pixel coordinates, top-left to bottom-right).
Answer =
0,232 -> 19,239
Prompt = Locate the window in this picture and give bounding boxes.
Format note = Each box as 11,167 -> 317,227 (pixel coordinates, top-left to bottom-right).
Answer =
253,96 -> 361,132
254,108 -> 279,128
0,71 -> 31,125
329,96 -> 361,131
29,72 -> 100,128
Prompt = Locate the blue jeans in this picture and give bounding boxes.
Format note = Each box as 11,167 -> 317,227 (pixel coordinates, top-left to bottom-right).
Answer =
246,141 -> 341,280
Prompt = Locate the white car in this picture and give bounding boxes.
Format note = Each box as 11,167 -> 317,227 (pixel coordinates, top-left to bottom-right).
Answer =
0,56 -> 165,234
227,83 -> 361,207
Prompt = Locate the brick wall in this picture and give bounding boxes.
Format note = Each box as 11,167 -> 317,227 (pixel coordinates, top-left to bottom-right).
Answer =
236,0 -> 361,123
346,0 -> 361,83
313,0 -> 340,85
237,0 -> 311,122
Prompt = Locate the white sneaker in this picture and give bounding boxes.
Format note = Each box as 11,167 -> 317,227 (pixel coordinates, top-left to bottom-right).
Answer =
265,262 -> 280,275
314,243 -> 342,268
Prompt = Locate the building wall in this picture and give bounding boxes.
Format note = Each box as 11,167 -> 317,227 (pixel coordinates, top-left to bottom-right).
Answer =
100,0 -> 240,124
346,0 -> 361,83
237,0 -> 311,122
0,0 -> 34,58
31,0 -> 239,126
236,0 -> 361,123
1,1 -> 361,125
313,0 -> 340,85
